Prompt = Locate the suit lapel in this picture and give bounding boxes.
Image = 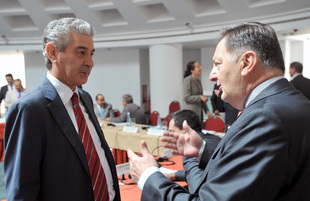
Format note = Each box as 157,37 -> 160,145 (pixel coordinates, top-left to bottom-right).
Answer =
41,77 -> 90,176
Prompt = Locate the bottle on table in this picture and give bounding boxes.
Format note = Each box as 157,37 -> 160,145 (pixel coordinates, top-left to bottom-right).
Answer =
126,112 -> 131,126
157,114 -> 162,129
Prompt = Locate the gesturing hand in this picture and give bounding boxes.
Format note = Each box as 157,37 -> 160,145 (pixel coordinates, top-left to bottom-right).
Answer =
161,120 -> 203,157
127,140 -> 158,183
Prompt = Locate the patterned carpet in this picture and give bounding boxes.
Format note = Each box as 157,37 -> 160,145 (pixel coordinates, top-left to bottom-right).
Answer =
0,162 -> 6,200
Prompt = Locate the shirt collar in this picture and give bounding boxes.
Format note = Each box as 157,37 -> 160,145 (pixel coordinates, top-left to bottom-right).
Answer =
291,73 -> 301,80
245,76 -> 284,107
46,71 -> 79,105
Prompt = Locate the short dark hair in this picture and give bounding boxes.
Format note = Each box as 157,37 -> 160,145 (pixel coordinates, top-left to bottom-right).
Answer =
290,62 -> 303,73
167,110 -> 202,132
5,74 -> 13,78
220,22 -> 285,73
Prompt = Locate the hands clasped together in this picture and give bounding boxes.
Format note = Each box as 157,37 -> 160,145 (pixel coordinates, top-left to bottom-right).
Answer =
127,121 -> 204,183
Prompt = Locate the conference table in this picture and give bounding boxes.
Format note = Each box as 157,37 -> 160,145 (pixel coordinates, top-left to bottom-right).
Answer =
102,121 -> 165,156
117,155 -> 186,201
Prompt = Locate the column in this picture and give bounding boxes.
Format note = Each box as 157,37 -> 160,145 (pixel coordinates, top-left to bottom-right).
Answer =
149,44 -> 183,118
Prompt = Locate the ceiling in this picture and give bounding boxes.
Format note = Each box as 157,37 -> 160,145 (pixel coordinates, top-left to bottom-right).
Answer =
0,0 -> 310,51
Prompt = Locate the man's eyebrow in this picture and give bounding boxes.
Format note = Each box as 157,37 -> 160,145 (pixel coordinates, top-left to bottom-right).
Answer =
75,46 -> 95,52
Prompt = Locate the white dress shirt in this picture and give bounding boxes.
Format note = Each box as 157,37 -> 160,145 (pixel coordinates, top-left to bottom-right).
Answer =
47,72 -> 115,200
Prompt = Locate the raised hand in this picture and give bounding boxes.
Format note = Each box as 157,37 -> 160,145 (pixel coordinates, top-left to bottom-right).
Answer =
161,120 -> 203,157
127,140 -> 158,183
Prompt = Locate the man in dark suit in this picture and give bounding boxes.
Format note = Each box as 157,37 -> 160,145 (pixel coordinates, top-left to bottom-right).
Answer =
94,93 -> 115,121
128,22 -> 310,200
289,61 -> 310,101
4,18 -> 120,201
0,73 -> 14,115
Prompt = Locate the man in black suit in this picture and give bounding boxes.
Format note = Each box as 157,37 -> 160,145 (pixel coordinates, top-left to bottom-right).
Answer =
0,73 -> 14,115
289,61 -> 310,101
128,22 -> 310,200
4,18 -> 120,201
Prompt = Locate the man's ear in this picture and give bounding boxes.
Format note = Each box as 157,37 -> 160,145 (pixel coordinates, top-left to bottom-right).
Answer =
46,42 -> 57,63
240,51 -> 257,77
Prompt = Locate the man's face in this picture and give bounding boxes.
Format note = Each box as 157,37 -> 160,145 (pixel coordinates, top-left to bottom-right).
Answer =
289,67 -> 296,77
96,95 -> 105,106
6,76 -> 13,85
14,81 -> 22,92
168,119 -> 181,132
52,32 -> 95,90
210,38 -> 245,109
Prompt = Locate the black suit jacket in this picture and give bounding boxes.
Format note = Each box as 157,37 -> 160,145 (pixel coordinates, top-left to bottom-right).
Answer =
4,76 -> 120,201
0,85 -> 8,104
290,74 -> 310,101
142,78 -> 310,201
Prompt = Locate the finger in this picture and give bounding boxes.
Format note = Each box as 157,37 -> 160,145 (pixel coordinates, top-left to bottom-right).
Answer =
127,149 -> 137,160
140,140 -> 150,157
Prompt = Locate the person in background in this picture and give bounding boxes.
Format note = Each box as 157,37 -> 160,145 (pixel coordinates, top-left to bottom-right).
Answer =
128,22 -> 310,201
210,83 -> 225,116
289,61 -> 310,101
4,17 -> 120,201
4,79 -> 28,110
94,93 -> 114,121
164,110 -> 221,193
106,94 -> 146,124
211,83 -> 239,129
182,61 -> 212,123
0,73 -> 14,115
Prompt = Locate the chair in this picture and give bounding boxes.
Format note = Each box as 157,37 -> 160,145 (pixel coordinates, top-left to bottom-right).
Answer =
149,111 -> 159,126
113,109 -> 121,117
204,117 -> 225,132
169,101 -> 180,114
163,113 -> 172,127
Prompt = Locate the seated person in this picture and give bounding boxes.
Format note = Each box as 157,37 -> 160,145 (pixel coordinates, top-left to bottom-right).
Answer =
164,110 -> 221,193
107,94 -> 146,124
93,93 -> 114,121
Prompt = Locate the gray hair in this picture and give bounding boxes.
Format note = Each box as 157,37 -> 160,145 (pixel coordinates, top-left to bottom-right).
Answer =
122,94 -> 133,104
220,22 -> 285,73
42,17 -> 95,69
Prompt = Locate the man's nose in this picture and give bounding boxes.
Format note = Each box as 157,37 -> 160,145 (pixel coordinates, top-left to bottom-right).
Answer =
209,66 -> 218,82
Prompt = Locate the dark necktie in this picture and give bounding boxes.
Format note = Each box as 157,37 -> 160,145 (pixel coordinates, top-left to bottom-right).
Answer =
71,93 -> 109,201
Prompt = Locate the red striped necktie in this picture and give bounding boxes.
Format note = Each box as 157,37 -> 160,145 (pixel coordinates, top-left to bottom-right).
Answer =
71,92 -> 109,201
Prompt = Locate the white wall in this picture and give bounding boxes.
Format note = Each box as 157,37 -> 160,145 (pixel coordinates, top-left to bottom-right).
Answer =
24,52 -> 47,91
83,49 -> 142,111
201,46 -> 216,95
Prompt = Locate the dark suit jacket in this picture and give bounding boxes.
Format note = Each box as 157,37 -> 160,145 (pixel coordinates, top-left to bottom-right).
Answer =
4,77 -> 120,201
109,103 -> 144,123
0,85 -> 8,104
175,132 -> 221,193
290,74 -> 310,101
210,84 -> 225,113
142,78 -> 310,201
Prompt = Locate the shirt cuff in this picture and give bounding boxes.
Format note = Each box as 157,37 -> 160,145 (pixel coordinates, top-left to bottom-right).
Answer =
196,140 -> 206,162
138,166 -> 160,190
